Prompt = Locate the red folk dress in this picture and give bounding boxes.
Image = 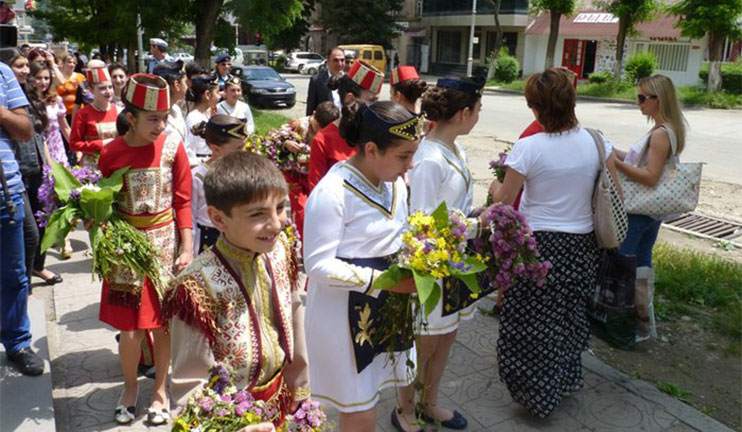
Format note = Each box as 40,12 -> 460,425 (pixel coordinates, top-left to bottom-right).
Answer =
97,133 -> 193,331
70,103 -> 119,166
307,122 -> 356,193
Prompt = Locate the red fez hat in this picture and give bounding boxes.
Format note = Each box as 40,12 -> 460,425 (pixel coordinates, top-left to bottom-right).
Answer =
86,66 -> 111,84
389,66 -> 420,86
348,60 -> 384,94
123,73 -> 170,112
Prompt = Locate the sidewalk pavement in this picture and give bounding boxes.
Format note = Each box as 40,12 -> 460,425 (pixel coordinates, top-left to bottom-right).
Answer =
12,228 -> 735,432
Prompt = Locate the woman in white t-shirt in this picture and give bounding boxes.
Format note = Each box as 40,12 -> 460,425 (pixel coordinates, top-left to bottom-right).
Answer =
216,76 -> 255,134
184,74 -> 219,164
489,69 -> 620,419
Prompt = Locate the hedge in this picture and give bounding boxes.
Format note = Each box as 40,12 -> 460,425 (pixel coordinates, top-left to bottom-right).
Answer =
699,61 -> 742,94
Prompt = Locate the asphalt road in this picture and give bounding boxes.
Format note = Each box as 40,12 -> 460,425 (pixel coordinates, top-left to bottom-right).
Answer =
281,73 -> 741,185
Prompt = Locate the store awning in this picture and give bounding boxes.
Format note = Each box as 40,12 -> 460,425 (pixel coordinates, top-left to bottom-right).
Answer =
525,11 -> 683,41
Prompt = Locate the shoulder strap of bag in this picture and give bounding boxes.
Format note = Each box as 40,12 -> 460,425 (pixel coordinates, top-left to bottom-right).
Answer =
638,125 -> 677,169
585,127 -> 606,172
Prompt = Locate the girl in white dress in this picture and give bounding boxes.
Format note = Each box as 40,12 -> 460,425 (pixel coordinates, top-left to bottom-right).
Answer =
407,77 -> 485,430
184,74 -> 219,164
304,100 -> 424,432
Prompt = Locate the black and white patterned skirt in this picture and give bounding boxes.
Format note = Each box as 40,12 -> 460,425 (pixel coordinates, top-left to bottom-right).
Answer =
497,231 -> 600,419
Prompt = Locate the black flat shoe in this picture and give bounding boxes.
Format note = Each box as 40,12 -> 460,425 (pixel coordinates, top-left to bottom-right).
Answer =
35,272 -> 63,285
421,410 -> 468,430
391,409 -> 424,432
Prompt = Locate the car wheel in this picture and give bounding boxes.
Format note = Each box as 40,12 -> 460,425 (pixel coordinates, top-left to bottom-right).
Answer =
286,101 -> 296,108
297,64 -> 305,74
307,67 -> 317,75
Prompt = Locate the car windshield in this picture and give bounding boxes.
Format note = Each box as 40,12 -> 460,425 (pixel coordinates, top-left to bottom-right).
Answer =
244,68 -> 281,81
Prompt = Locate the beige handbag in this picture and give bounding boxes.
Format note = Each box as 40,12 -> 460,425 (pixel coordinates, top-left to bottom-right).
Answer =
618,126 -> 702,218
586,128 -> 628,249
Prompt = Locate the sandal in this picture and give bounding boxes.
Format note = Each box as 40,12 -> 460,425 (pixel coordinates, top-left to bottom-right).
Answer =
147,406 -> 171,425
114,391 -> 137,424
34,270 -> 63,285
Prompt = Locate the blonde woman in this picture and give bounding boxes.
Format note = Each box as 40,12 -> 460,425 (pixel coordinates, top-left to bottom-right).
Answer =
614,74 -> 688,341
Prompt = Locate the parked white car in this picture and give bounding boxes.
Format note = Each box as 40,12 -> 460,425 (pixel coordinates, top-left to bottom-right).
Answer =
286,52 -> 324,73
173,52 -> 194,63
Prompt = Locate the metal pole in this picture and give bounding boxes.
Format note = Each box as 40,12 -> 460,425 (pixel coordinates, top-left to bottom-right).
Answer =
466,0 -> 477,76
137,14 -> 145,73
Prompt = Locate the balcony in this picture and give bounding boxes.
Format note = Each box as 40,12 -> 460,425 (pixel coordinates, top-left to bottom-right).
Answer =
422,0 -> 529,16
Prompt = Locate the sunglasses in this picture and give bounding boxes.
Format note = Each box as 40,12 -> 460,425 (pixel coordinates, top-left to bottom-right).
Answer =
637,94 -> 656,103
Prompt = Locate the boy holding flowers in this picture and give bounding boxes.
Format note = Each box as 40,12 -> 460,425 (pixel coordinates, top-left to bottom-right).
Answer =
164,151 -> 310,429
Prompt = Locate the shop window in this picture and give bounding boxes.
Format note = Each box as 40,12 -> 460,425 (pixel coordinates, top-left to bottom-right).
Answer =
437,30 -> 462,63
636,43 -> 689,72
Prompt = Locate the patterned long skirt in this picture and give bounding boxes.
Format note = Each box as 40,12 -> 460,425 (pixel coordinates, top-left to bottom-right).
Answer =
497,231 -> 600,418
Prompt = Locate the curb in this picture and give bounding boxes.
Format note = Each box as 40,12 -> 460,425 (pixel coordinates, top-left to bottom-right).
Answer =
484,87 -> 636,105
582,352 -> 734,432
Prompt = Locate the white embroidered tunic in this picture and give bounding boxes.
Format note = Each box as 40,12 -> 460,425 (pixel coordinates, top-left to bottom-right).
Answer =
408,137 -> 477,334
303,161 -> 416,412
216,100 -> 255,134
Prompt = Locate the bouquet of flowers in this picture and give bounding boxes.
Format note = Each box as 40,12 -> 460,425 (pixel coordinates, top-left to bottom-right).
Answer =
373,202 -> 487,316
246,127 -> 310,176
474,203 -> 551,292
39,162 -> 167,291
172,364 -> 329,432
36,164 -> 101,227
489,145 -> 511,183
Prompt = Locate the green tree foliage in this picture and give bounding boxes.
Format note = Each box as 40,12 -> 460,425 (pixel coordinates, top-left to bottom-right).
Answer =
317,0 -> 404,47
530,0 -> 577,70
264,0 -> 315,51
595,0 -> 657,80
667,0 -> 742,92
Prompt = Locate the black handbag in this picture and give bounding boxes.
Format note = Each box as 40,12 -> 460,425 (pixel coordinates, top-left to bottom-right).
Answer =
588,250 -> 637,349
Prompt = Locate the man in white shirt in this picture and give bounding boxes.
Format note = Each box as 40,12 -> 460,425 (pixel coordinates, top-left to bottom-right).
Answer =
216,76 -> 255,134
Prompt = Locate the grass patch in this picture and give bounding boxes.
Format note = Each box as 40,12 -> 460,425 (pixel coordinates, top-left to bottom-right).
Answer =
577,81 -> 635,100
657,381 -> 692,403
486,80 -> 526,91
653,243 -> 742,338
677,86 -> 742,109
253,110 -> 291,136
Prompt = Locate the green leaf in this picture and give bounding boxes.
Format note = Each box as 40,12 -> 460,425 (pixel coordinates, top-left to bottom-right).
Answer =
40,206 -> 77,252
373,264 -> 407,291
51,161 -> 81,203
96,166 -> 129,193
79,188 -> 114,224
430,201 -> 449,228
423,284 -> 441,317
456,273 -> 481,294
413,270 -> 436,304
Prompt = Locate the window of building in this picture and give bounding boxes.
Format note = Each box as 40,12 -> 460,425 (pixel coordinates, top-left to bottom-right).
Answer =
635,43 -> 689,72
473,29 -> 482,59
487,31 -> 518,57
437,30 -> 462,63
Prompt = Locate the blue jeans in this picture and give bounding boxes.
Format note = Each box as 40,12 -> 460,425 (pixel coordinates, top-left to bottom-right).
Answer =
619,214 -> 662,268
0,192 -> 32,354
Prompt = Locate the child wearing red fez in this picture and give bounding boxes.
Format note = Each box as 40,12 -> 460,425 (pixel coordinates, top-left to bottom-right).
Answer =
97,73 -> 193,426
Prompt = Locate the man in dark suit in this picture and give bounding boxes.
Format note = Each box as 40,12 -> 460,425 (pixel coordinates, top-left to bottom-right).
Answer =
306,47 -> 345,115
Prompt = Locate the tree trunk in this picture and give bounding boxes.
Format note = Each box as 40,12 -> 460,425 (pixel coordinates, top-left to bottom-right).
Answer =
194,0 -> 225,67
707,32 -> 723,92
126,40 -> 137,74
613,18 -> 629,80
544,10 -> 561,70
486,0 -> 503,81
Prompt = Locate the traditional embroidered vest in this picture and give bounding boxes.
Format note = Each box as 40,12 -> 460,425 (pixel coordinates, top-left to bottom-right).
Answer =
165,234 -> 298,390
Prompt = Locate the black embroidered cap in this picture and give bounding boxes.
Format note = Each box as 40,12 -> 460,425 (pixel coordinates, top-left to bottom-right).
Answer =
152,60 -> 184,79
225,75 -> 241,87
209,117 -> 249,140
363,104 -> 425,142
436,76 -> 486,96
191,73 -> 220,87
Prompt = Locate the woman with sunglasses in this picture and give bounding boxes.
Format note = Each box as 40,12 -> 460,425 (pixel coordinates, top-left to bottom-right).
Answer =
613,74 -> 688,342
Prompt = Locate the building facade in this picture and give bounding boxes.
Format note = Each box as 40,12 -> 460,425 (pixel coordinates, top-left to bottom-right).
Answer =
523,10 -> 706,86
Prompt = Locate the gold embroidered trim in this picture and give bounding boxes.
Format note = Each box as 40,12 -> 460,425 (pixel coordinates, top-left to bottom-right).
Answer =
342,181 -> 397,220
327,262 -> 367,287
340,163 -> 383,194
312,377 -> 408,408
293,387 -> 312,400
354,304 -> 376,347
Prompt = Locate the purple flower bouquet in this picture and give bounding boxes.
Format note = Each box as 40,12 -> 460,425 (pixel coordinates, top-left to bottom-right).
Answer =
474,204 -> 552,292
246,127 -> 310,176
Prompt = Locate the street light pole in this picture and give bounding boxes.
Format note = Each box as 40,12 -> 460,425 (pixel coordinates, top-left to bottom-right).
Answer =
466,0 -> 477,77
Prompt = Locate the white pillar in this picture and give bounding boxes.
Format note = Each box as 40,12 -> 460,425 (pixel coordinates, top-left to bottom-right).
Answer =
466,0 -> 477,76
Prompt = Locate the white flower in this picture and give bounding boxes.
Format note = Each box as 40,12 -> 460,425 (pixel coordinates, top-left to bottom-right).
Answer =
81,184 -> 102,192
